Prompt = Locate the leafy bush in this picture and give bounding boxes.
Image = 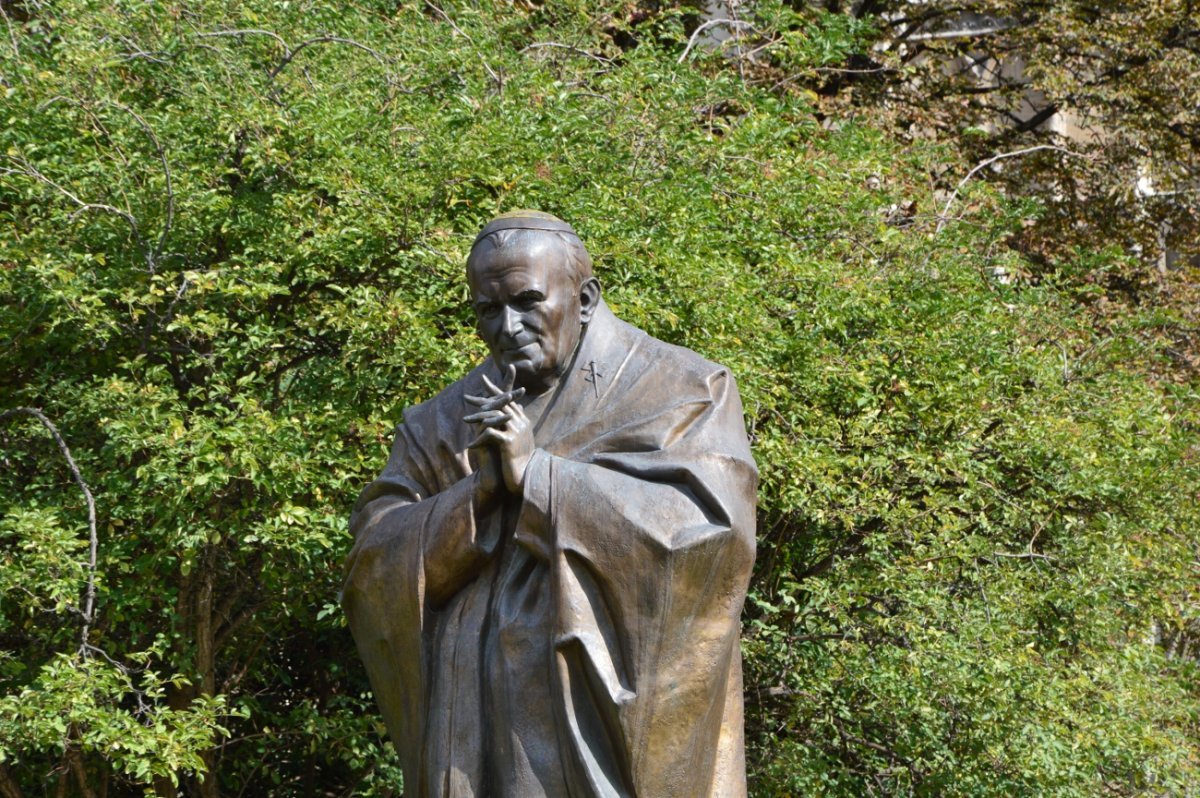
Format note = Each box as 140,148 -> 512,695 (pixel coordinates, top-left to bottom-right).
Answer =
1,1 -> 1196,795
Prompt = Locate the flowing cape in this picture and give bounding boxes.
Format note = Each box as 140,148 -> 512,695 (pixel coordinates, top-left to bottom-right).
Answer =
343,303 -> 757,797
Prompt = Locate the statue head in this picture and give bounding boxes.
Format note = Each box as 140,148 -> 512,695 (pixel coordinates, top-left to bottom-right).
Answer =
466,210 -> 602,396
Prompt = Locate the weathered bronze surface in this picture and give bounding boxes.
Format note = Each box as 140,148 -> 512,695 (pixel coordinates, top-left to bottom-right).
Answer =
342,211 -> 758,797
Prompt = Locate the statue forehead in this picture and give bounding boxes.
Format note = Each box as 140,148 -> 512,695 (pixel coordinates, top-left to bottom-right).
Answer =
467,229 -> 570,281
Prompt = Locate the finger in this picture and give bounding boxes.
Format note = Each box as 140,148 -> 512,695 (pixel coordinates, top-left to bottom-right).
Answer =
482,390 -> 523,410
481,374 -> 503,396
468,428 -> 504,449
464,410 -> 507,424
503,363 -> 517,392
467,387 -> 526,410
470,411 -> 511,428
480,415 -> 511,429
466,392 -> 512,409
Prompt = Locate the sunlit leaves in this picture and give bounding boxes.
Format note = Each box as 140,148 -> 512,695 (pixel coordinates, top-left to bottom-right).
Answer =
0,0 -> 1197,795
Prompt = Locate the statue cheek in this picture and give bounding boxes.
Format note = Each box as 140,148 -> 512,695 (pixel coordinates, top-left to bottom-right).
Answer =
479,323 -> 501,345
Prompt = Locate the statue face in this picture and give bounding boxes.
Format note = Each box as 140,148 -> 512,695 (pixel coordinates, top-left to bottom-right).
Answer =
468,232 -> 594,395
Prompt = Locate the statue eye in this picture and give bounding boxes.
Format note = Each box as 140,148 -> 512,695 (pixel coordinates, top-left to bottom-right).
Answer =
478,303 -> 500,319
516,292 -> 543,310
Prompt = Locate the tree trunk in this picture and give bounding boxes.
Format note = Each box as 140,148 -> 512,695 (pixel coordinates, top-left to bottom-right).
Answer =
67,748 -> 97,798
0,762 -> 26,798
193,546 -> 219,798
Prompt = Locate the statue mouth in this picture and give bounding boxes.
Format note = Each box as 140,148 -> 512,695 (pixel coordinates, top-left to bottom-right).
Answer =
500,341 -> 538,355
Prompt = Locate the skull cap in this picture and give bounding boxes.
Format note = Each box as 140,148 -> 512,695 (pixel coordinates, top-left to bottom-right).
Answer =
473,209 -> 578,242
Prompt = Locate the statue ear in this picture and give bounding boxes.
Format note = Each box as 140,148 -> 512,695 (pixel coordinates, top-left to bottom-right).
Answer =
579,277 -> 601,323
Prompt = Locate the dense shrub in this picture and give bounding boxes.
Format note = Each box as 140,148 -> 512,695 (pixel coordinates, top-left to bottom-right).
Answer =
1,1 -> 1196,795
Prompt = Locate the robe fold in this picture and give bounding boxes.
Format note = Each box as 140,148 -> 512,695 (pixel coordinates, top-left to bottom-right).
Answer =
343,301 -> 757,797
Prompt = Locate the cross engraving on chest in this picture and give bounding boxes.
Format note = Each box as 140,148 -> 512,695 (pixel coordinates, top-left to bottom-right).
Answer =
581,359 -> 605,398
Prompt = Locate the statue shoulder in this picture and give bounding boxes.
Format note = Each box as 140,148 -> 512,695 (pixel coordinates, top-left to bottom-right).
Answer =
617,318 -> 740,396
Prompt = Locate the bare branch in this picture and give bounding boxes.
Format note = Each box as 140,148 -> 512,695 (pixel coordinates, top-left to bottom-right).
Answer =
424,1 -> 500,86
195,27 -> 402,100
16,97 -> 173,271
0,408 -> 99,653
195,28 -> 289,51
100,33 -> 172,64
161,272 -> 193,327
905,23 -> 1016,42
677,19 -> 756,64
519,42 -> 613,65
268,35 -> 389,80
0,1 -> 19,60
937,145 -> 1089,233
989,551 -> 1055,561
5,155 -> 148,262
97,101 -> 174,268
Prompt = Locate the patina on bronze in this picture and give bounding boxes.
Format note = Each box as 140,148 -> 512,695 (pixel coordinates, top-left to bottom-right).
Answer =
342,210 -> 758,797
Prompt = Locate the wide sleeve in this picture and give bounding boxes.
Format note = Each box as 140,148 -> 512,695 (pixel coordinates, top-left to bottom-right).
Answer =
515,368 -> 758,797
340,417 -> 502,780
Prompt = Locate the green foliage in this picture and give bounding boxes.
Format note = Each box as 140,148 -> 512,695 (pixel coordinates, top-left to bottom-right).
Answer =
0,654 -> 228,787
0,1 -> 1196,795
753,0 -> 1200,369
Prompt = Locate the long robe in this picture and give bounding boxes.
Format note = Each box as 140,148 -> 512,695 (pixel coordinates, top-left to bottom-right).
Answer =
342,302 -> 757,797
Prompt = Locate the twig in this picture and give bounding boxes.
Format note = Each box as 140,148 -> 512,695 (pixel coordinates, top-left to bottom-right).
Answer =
195,28 -> 289,51
735,37 -> 780,62
727,0 -> 746,86
80,644 -> 153,716
110,34 -> 171,64
936,145 -> 1088,233
0,0 -> 19,59
21,98 -> 173,272
196,28 -> 398,94
423,1 -> 500,86
99,101 -> 174,269
4,155 -> 147,264
677,19 -> 756,64
161,272 -> 192,327
268,35 -> 389,80
0,408 -> 98,653
519,41 -> 612,65
989,551 -> 1055,561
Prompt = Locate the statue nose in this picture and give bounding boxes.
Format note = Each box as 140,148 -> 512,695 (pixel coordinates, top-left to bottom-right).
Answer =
501,305 -> 523,338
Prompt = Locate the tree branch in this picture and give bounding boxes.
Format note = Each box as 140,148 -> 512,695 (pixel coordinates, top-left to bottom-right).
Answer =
267,35 -> 390,80
677,19 -> 757,64
196,28 -> 402,97
0,0 -> 19,59
423,1 -> 500,86
25,97 -> 174,270
937,145 -> 1088,233
3,156 -> 146,262
99,101 -> 174,269
194,28 -> 288,51
0,408 -> 99,652
519,41 -> 612,65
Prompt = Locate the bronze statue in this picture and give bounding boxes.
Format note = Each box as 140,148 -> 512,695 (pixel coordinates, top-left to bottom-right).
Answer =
342,210 -> 757,797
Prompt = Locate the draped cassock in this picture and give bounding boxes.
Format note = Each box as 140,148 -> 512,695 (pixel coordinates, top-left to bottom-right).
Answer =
342,301 -> 757,797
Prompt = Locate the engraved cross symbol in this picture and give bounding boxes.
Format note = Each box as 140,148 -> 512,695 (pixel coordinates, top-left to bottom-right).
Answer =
581,359 -> 604,398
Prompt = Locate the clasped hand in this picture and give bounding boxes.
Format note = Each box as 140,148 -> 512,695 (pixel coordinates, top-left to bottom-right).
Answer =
464,364 -> 535,494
